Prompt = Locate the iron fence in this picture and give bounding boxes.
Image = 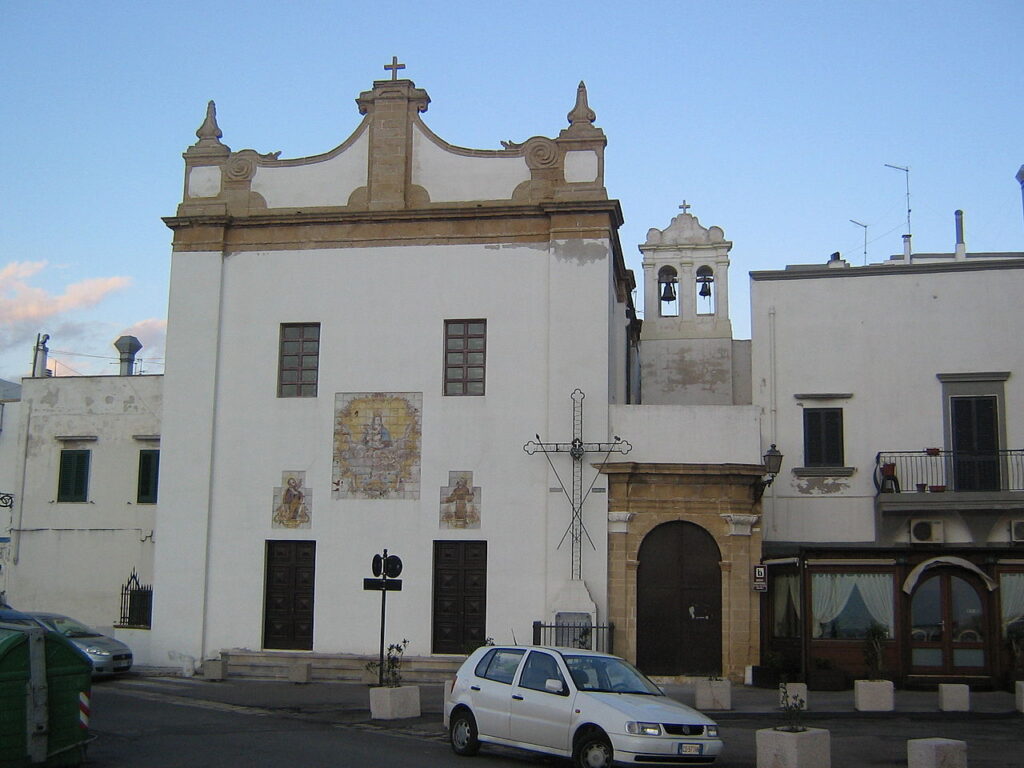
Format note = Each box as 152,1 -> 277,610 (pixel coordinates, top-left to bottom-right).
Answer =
875,449 -> 1024,494
117,568 -> 153,628
532,620 -> 614,653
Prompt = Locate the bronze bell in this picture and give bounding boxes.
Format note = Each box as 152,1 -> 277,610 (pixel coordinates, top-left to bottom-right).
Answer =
698,281 -> 712,298
660,281 -> 676,302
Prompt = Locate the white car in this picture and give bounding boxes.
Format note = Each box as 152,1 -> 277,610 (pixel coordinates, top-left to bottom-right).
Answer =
445,645 -> 723,767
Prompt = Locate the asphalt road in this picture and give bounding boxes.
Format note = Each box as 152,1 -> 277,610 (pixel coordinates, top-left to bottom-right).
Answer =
83,676 -> 1024,768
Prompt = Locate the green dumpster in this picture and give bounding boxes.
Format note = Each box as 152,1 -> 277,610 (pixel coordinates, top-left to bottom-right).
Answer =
0,622 -> 93,767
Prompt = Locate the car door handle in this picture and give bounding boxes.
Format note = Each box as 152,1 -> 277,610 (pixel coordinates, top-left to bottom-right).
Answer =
512,694 -> 524,700
470,686 -> 480,691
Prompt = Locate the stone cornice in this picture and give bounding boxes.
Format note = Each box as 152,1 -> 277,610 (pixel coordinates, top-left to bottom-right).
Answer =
599,462 -> 765,481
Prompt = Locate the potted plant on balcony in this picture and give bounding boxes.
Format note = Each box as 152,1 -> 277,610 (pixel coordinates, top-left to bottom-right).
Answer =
756,683 -> 831,767
854,624 -> 894,712
367,639 -> 421,719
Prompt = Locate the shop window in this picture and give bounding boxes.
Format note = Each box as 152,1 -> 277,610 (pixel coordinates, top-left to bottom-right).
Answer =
771,572 -> 801,639
1001,572 -> 1024,640
811,572 -> 893,639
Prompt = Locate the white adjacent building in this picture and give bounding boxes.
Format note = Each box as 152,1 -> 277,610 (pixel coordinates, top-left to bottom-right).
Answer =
0,338 -> 160,630
751,213 -> 1024,687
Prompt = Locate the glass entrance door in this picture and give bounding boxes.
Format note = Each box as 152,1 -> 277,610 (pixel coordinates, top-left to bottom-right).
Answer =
910,572 -> 987,674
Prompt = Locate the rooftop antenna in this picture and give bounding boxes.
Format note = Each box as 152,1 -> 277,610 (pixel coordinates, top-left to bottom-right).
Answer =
849,219 -> 868,265
884,163 -> 911,236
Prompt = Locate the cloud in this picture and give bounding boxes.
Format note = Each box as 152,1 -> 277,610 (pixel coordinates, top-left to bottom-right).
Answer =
0,261 -> 132,353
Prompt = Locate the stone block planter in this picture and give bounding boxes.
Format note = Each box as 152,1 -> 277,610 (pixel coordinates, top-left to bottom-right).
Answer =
694,679 -> 731,711
369,685 -> 421,720
907,738 -> 966,768
779,682 -> 808,710
756,727 -> 830,768
202,658 -> 225,681
854,679 -> 894,712
937,683 -> 969,711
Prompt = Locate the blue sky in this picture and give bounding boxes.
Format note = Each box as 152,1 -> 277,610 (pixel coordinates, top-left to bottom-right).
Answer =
2,0 -> 1022,381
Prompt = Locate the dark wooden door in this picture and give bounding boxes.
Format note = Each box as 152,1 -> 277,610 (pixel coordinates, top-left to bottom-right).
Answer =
263,540 -> 315,650
637,522 -> 722,676
432,540 -> 486,654
952,396 -> 1000,490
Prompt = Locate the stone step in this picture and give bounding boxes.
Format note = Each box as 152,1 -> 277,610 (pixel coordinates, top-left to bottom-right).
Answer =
214,649 -> 464,683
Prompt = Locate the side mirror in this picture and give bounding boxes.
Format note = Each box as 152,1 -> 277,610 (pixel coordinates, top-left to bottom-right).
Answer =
545,678 -> 566,695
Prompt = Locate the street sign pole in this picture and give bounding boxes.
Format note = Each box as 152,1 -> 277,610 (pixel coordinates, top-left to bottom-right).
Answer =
363,549 -> 404,687
378,550 -> 388,687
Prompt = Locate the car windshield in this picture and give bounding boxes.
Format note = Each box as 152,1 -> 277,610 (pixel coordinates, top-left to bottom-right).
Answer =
42,616 -> 99,638
563,654 -> 662,695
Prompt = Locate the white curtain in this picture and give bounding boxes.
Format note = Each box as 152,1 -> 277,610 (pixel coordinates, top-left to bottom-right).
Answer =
811,574 -> 857,638
855,573 -> 894,635
1001,573 -> 1024,635
772,573 -> 801,636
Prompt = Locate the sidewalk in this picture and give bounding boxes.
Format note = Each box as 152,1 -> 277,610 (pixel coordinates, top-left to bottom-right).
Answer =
121,667 -> 1020,734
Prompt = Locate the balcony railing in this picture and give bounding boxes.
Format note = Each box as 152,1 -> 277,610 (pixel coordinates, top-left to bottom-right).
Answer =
875,450 -> 1024,494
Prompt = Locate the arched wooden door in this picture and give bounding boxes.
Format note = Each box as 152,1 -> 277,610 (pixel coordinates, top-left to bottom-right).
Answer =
909,570 -> 990,677
636,521 -> 722,675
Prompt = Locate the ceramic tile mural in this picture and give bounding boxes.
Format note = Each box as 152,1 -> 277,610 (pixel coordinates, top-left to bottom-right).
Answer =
440,470 -> 481,528
272,471 -> 311,528
332,392 -> 422,499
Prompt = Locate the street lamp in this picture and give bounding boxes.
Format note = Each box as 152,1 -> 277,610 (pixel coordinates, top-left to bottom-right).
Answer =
754,444 -> 783,501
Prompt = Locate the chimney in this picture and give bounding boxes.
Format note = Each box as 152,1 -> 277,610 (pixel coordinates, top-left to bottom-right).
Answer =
902,233 -> 912,260
31,333 -> 50,377
114,336 -> 143,376
954,210 -> 966,259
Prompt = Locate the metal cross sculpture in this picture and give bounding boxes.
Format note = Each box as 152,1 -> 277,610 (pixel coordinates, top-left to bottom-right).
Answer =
524,389 -> 631,580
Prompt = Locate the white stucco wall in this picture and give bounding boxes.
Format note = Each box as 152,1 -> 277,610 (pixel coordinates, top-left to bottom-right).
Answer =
251,131 -> 370,209
5,375 -> 161,629
751,260 -> 1024,544
154,235 -> 622,662
411,126 -> 530,202
0,398 -> 21,602
610,404 -> 762,465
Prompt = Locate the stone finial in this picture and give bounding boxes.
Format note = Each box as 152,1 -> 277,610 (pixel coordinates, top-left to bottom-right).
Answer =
196,100 -> 223,144
567,81 -> 596,129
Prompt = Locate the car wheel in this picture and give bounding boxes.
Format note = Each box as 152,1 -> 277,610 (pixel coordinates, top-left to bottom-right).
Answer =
574,730 -> 613,768
449,708 -> 480,756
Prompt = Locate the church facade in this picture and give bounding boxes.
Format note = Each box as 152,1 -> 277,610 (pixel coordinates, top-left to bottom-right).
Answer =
150,68 -> 768,680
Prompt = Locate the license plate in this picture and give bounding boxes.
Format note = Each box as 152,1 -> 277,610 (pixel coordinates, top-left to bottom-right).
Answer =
678,744 -> 702,755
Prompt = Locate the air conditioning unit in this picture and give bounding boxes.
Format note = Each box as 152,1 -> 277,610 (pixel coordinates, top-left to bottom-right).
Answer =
1011,519 -> 1024,543
910,519 -> 945,544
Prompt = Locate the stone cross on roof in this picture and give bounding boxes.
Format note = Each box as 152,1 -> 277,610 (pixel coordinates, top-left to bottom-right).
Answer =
384,56 -> 406,81
679,200 -> 692,214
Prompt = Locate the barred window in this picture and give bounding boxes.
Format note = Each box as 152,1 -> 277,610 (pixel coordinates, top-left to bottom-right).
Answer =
278,323 -> 320,398
445,320 -> 486,396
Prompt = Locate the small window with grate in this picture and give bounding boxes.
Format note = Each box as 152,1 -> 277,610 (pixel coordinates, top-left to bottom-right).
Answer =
58,449 -> 90,502
137,449 -> 160,504
278,323 -> 320,398
444,320 -> 486,396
